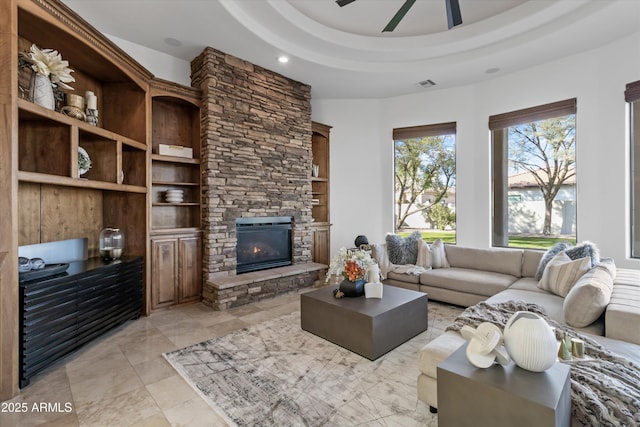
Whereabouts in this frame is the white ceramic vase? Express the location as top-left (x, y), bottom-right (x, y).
top-left (503, 311), bottom-right (557, 372)
top-left (365, 264), bottom-right (381, 283)
top-left (364, 282), bottom-right (383, 299)
top-left (29, 73), bottom-right (55, 110)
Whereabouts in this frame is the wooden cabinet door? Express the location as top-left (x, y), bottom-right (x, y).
top-left (178, 236), bottom-right (202, 303)
top-left (151, 238), bottom-right (178, 309)
top-left (312, 226), bottom-right (330, 265)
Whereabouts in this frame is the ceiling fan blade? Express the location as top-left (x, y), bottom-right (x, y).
top-left (446, 0), bottom-right (463, 29)
top-left (336, 0), bottom-right (356, 7)
top-left (383, 0), bottom-right (417, 32)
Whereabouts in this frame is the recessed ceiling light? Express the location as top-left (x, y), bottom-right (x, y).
top-left (418, 79), bottom-right (436, 88)
top-left (277, 55), bottom-right (289, 64)
top-left (164, 37), bottom-right (182, 47)
top-left (485, 67), bottom-right (500, 74)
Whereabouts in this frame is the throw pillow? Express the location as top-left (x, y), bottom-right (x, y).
top-left (416, 240), bottom-right (432, 269)
top-left (385, 232), bottom-right (422, 265)
top-left (563, 258), bottom-right (616, 328)
top-left (564, 240), bottom-right (600, 268)
top-left (370, 243), bottom-right (391, 280)
top-left (538, 252), bottom-right (591, 297)
top-left (535, 242), bottom-right (569, 280)
top-left (430, 238), bottom-right (450, 269)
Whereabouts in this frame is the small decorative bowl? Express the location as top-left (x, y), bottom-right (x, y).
top-left (29, 258), bottom-right (45, 270)
top-left (19, 257), bottom-right (31, 272)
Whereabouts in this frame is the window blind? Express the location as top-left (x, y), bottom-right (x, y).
top-left (488, 98), bottom-right (576, 130)
top-left (393, 122), bottom-right (456, 140)
top-left (625, 80), bottom-right (640, 103)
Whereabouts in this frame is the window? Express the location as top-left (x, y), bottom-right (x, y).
top-left (508, 193), bottom-right (523, 203)
top-left (490, 99), bottom-right (577, 249)
top-left (393, 122), bottom-right (456, 243)
top-left (627, 81), bottom-right (640, 257)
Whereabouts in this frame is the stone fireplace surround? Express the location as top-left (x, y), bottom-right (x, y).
top-left (191, 47), bottom-right (326, 310)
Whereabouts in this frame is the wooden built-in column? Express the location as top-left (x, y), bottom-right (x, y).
top-left (0, 0), bottom-right (19, 400)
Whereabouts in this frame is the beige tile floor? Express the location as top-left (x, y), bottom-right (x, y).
top-left (1, 290), bottom-right (304, 427)
top-left (1, 287), bottom-right (457, 427)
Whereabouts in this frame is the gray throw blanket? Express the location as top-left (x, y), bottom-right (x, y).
top-left (445, 301), bottom-right (640, 427)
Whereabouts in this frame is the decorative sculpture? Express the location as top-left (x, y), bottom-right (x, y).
top-left (364, 264), bottom-right (383, 298)
top-left (460, 322), bottom-right (510, 368)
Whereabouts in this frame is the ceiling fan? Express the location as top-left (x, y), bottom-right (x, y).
top-left (336, 0), bottom-right (463, 33)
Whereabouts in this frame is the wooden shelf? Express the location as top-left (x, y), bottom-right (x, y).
top-left (153, 202), bottom-right (200, 207)
top-left (18, 171), bottom-right (147, 193)
top-left (18, 99), bottom-right (146, 149)
top-left (151, 154), bottom-right (200, 164)
top-left (149, 79), bottom-right (202, 310)
top-left (311, 122), bottom-right (331, 265)
top-left (152, 181), bottom-right (200, 186)
top-left (3, 0), bottom-right (156, 398)
top-left (151, 227), bottom-right (201, 236)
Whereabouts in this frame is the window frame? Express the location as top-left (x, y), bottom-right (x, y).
top-left (626, 81), bottom-right (640, 258)
top-left (490, 98), bottom-right (577, 248)
top-left (392, 122), bottom-right (457, 240)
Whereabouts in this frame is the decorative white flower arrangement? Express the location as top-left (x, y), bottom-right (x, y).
top-left (325, 247), bottom-right (375, 283)
top-left (20, 44), bottom-right (75, 90)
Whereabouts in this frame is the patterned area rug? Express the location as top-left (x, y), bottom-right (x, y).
top-left (163, 301), bottom-right (462, 427)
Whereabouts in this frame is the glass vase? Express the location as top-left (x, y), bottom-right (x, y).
top-left (100, 228), bottom-right (124, 260)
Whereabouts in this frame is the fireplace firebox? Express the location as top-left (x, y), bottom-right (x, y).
top-left (236, 216), bottom-right (293, 274)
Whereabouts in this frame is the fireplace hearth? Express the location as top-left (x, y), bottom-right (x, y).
top-left (236, 217), bottom-right (293, 274)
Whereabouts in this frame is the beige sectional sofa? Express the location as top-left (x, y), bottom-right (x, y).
top-left (384, 245), bottom-right (544, 307)
top-left (376, 243), bottom-right (640, 411)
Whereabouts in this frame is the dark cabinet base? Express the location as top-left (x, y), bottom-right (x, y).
top-left (19, 257), bottom-right (143, 388)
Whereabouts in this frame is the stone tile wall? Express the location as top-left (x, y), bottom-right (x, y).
top-left (191, 47), bottom-right (317, 308)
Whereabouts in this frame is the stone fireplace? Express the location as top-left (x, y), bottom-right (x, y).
top-left (235, 216), bottom-right (292, 274)
top-left (191, 47), bottom-right (325, 309)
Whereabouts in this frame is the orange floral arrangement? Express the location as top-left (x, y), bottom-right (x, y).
top-left (343, 260), bottom-right (364, 281)
top-left (325, 247), bottom-right (374, 283)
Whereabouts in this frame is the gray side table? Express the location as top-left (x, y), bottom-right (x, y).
top-left (437, 342), bottom-right (571, 427)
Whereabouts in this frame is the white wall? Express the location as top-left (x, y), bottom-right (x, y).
top-left (106, 34), bottom-right (192, 86)
top-left (311, 99), bottom-right (385, 250)
top-left (312, 33), bottom-right (640, 268)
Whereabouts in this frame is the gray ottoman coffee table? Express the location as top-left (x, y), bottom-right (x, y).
top-left (300, 285), bottom-right (428, 360)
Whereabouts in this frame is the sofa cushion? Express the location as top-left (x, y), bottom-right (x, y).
top-left (385, 232), bottom-right (421, 265)
top-left (535, 242), bottom-right (569, 280)
top-left (419, 268), bottom-right (516, 297)
top-left (370, 242), bottom-right (392, 280)
top-left (444, 245), bottom-right (523, 277)
top-left (538, 252), bottom-right (591, 297)
top-left (535, 241), bottom-right (601, 280)
top-left (486, 286), bottom-right (605, 337)
top-left (416, 240), bottom-right (432, 269)
top-left (605, 268), bottom-right (640, 345)
top-left (418, 331), bottom-right (465, 378)
top-left (508, 277), bottom-right (549, 294)
top-left (430, 239), bottom-right (449, 268)
top-left (563, 259), bottom-right (615, 328)
top-left (386, 271), bottom-right (420, 284)
top-left (564, 240), bottom-right (600, 268)
top-left (522, 250), bottom-right (544, 278)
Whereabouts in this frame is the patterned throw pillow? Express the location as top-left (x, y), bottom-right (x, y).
top-left (535, 242), bottom-right (569, 280)
top-left (385, 232), bottom-right (422, 265)
top-left (430, 238), bottom-right (450, 269)
top-left (538, 252), bottom-right (591, 297)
